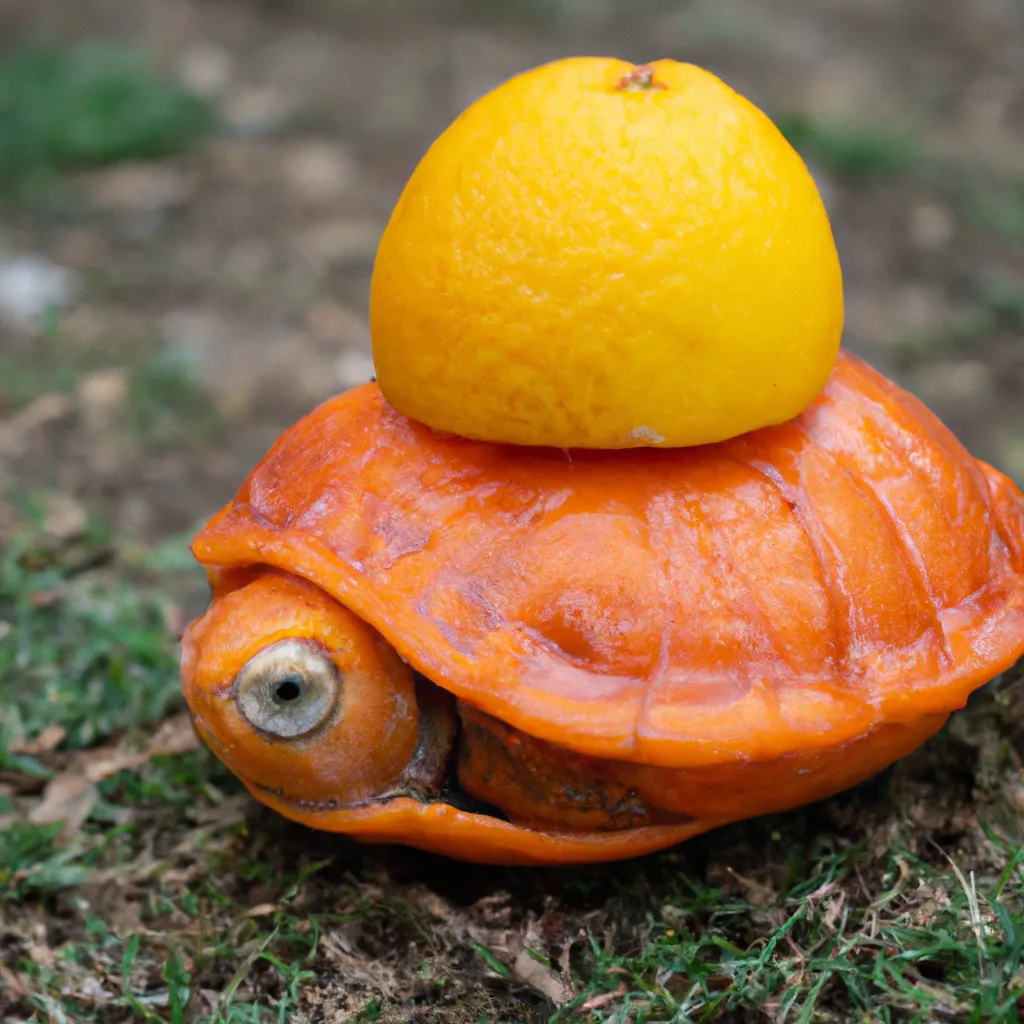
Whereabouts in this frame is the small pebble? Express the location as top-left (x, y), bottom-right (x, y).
top-left (280, 140), bottom-right (358, 204)
top-left (41, 492), bottom-right (88, 542)
top-left (78, 369), bottom-right (128, 411)
top-left (909, 203), bottom-right (954, 251)
top-left (78, 369), bottom-right (129, 432)
top-left (223, 86), bottom-right (292, 137)
top-left (295, 219), bottom-right (383, 268)
top-left (177, 41), bottom-right (234, 97)
top-left (84, 164), bottom-right (195, 213)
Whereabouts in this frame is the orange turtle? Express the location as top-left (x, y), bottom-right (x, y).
top-left (181, 352), bottom-right (1024, 864)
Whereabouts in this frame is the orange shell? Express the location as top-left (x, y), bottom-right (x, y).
top-left (192, 352), bottom-right (1024, 769)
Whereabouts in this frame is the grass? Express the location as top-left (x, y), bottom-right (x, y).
top-left (774, 114), bottom-right (922, 178)
top-left (560, 839), bottom-right (1024, 1021)
top-left (0, 511), bottom-right (310, 1022)
top-left (0, 311), bottom-right (220, 450)
top-left (965, 185), bottom-right (1024, 245)
top-left (1, 20), bottom-right (1022, 1022)
top-left (886, 273), bottom-right (1024, 374)
top-left (2, 503), bottom-right (1023, 1023)
top-left (0, 517), bottom-right (183, 750)
top-left (0, 41), bottom-right (213, 200)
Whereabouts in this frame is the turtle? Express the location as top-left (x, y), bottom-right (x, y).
top-left (181, 352), bottom-right (1024, 864)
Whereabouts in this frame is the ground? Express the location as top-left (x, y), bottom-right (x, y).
top-left (1, 0), bottom-right (1024, 1021)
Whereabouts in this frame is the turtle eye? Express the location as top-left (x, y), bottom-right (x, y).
top-left (234, 639), bottom-right (340, 739)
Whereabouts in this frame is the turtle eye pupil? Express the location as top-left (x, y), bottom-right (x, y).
top-left (273, 678), bottom-right (304, 703)
top-left (235, 639), bottom-right (340, 740)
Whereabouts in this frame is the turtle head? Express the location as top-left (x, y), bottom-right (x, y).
top-left (181, 570), bottom-right (448, 812)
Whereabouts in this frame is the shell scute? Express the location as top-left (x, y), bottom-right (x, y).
top-left (984, 462), bottom-right (1024, 573)
top-left (659, 470), bottom-right (838, 678)
top-left (802, 444), bottom-right (945, 654)
top-left (191, 352), bottom-right (1024, 767)
top-left (804, 366), bottom-right (994, 609)
top-left (508, 513), bottom-right (665, 676)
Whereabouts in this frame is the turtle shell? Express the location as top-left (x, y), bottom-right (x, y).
top-left (192, 352), bottom-right (1024, 768)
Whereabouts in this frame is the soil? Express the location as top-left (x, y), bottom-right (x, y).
top-left (3, 0), bottom-right (1024, 539)
top-left (2, 1), bottom-right (1023, 1021)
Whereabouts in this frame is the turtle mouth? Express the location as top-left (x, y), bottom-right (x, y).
top-left (190, 675), bottom-right (510, 822)
top-left (190, 679), bottom-right (713, 864)
top-left (247, 776), bottom-right (509, 820)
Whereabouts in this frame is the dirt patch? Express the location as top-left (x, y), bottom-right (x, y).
top-left (2, 0), bottom-right (1024, 1020)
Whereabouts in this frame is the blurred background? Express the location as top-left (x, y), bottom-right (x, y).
top-left (1, 0), bottom-right (1023, 551)
top-left (2, 2), bottom-right (1024, 1020)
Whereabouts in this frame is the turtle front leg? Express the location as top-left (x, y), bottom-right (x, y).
top-left (455, 703), bottom-right (693, 831)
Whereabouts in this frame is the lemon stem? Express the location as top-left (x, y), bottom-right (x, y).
top-left (616, 65), bottom-right (666, 92)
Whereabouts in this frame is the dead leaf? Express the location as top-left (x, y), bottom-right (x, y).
top-left (25, 942), bottom-right (58, 969)
top-left (77, 879), bottom-right (144, 932)
top-left (505, 918), bottom-right (575, 1006)
top-left (9, 724), bottom-right (67, 755)
top-left (0, 769), bottom-right (48, 794)
top-left (245, 903), bottom-right (278, 918)
top-left (822, 891), bottom-right (847, 933)
top-left (583, 983), bottom-right (628, 1011)
top-left (473, 891), bottom-right (513, 925)
top-left (41, 492), bottom-right (88, 542)
top-left (23, 714), bottom-right (202, 840)
top-left (0, 963), bottom-right (29, 999)
top-left (0, 393), bottom-right (75, 456)
top-left (71, 974), bottom-right (117, 1002)
top-left (29, 772), bottom-right (96, 838)
top-left (85, 712), bottom-right (201, 781)
top-left (512, 948), bottom-right (574, 1005)
top-left (726, 866), bottom-right (777, 907)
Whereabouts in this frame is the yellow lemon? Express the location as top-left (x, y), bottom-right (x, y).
top-left (370, 57), bottom-right (843, 448)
